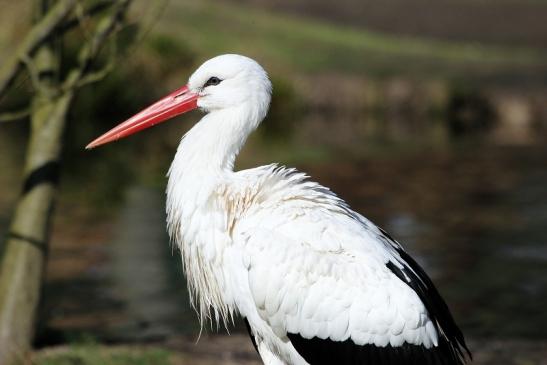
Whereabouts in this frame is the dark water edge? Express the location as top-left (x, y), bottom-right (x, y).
top-left (305, 144), bottom-right (547, 340)
top-left (26, 143), bottom-right (547, 349)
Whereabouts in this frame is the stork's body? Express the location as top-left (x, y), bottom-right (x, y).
top-left (88, 55), bottom-right (470, 364)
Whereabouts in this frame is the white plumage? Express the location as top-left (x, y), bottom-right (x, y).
top-left (90, 54), bottom-right (470, 365)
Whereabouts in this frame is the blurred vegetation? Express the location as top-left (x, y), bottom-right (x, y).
top-left (259, 77), bottom-right (303, 142)
top-left (446, 85), bottom-right (496, 137)
top-left (0, 0), bottom-right (544, 199)
top-left (153, 0), bottom-right (547, 81)
top-left (230, 0), bottom-right (547, 49)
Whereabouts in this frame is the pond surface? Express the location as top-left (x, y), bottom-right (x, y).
top-left (1, 141), bottom-right (547, 346)
top-left (305, 145), bottom-right (547, 339)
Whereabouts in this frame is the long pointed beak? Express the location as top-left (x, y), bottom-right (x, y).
top-left (86, 85), bottom-right (198, 149)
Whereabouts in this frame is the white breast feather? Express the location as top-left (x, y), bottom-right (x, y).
top-left (230, 165), bottom-right (439, 351)
top-left (168, 163), bottom-right (438, 362)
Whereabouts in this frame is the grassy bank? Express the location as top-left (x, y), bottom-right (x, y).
top-left (150, 0), bottom-right (547, 81)
top-left (32, 345), bottom-right (173, 365)
top-left (30, 337), bottom-right (547, 365)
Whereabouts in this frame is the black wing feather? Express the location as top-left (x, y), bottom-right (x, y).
top-left (380, 227), bottom-right (471, 363)
top-left (287, 334), bottom-right (466, 365)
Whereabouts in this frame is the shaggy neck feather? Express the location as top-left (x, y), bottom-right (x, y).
top-left (165, 103), bottom-right (262, 326)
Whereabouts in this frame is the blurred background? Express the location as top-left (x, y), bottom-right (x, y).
top-left (0, 0), bottom-right (546, 364)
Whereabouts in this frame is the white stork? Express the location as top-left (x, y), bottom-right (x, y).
top-left (87, 54), bottom-right (471, 365)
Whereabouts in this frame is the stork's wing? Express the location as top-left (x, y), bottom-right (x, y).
top-left (233, 166), bottom-right (470, 364)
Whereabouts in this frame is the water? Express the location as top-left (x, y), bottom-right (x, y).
top-left (106, 187), bottom-right (199, 340)
top-left (304, 145), bottom-right (547, 339)
top-left (1, 140), bottom-right (546, 345)
top-left (34, 147), bottom-right (547, 340)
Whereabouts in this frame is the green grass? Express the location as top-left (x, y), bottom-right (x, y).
top-left (33, 344), bottom-right (175, 365)
top-left (153, 0), bottom-right (546, 79)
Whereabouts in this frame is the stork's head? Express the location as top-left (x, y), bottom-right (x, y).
top-left (190, 54), bottom-right (271, 113)
top-left (86, 54), bottom-right (272, 149)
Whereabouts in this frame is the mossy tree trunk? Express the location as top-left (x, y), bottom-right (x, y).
top-left (0, 2), bottom-right (70, 362)
top-left (0, 0), bottom-right (132, 362)
top-left (0, 86), bottom-right (73, 365)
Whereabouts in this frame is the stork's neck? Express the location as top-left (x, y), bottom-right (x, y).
top-left (165, 102), bottom-right (263, 241)
top-left (165, 103), bottom-right (262, 325)
top-left (169, 103), bottom-right (260, 181)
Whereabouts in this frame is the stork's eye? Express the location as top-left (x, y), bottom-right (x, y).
top-left (204, 76), bottom-right (222, 87)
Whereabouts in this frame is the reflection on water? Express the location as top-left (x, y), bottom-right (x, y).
top-left (107, 187), bottom-right (199, 340)
top-left (35, 187), bottom-right (199, 345)
top-left (305, 145), bottom-right (547, 339)
top-left (1, 139), bottom-right (546, 344)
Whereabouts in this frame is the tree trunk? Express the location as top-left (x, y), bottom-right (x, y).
top-left (0, 0), bottom-right (132, 361)
top-left (0, 1), bottom-right (70, 362)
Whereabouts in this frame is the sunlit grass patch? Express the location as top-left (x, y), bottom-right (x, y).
top-left (155, 0), bottom-right (547, 78)
top-left (33, 344), bottom-right (174, 365)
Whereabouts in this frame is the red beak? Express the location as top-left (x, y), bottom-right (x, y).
top-left (86, 85), bottom-right (198, 149)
